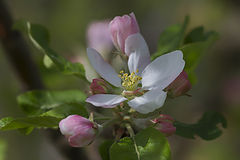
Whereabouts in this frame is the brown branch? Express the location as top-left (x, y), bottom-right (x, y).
top-left (0, 0), bottom-right (44, 90)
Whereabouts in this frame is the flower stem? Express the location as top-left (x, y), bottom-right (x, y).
top-left (125, 123), bottom-right (140, 160)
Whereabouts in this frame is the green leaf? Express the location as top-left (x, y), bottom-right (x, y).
top-left (110, 127), bottom-right (171, 160)
top-left (174, 111), bottom-right (227, 140)
top-left (185, 26), bottom-right (204, 43)
top-left (41, 103), bottom-right (88, 118)
top-left (110, 137), bottom-right (138, 160)
top-left (99, 140), bottom-right (114, 160)
top-left (0, 116), bottom-right (61, 131)
top-left (184, 26), bottom-right (217, 44)
top-left (180, 31), bottom-right (218, 84)
top-left (135, 127), bottom-right (171, 160)
top-left (14, 20), bottom-right (86, 80)
top-left (17, 90), bottom-right (88, 118)
top-left (151, 16), bottom-right (189, 60)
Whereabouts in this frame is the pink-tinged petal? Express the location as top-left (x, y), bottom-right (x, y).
top-left (141, 50), bottom-right (185, 90)
top-left (125, 33), bottom-right (151, 74)
top-left (129, 13), bottom-right (139, 32)
top-left (128, 89), bottom-right (167, 114)
top-left (86, 94), bottom-right (127, 108)
top-left (87, 48), bottom-right (121, 87)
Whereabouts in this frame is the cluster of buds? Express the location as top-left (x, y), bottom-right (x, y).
top-left (59, 12), bottom-right (193, 147)
top-left (151, 114), bottom-right (176, 136)
top-left (59, 115), bottom-right (99, 147)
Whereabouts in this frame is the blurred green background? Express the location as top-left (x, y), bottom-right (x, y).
top-left (0, 0), bottom-right (240, 159)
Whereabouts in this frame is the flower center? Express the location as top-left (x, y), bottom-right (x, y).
top-left (118, 69), bottom-right (142, 91)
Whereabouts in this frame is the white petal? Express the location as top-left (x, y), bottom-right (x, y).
top-left (86, 94), bottom-right (127, 108)
top-left (128, 89), bottom-right (167, 114)
top-left (141, 50), bottom-right (185, 90)
top-left (87, 48), bottom-right (121, 87)
top-left (125, 33), bottom-right (150, 74)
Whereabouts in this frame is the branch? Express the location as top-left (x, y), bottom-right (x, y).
top-left (0, 0), bottom-right (44, 90)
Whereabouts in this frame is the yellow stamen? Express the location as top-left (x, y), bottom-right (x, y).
top-left (118, 70), bottom-right (142, 91)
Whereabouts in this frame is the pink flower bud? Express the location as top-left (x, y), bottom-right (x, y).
top-left (158, 121), bottom-right (176, 136)
top-left (109, 12), bottom-right (140, 54)
top-left (87, 20), bottom-right (113, 54)
top-left (152, 114), bottom-right (176, 136)
top-left (165, 71), bottom-right (192, 97)
top-left (59, 115), bottom-right (98, 147)
top-left (90, 78), bottom-right (110, 94)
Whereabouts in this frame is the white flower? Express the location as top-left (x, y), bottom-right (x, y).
top-left (86, 33), bottom-right (185, 114)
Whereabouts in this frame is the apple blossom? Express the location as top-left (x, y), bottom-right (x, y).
top-left (109, 13), bottom-right (140, 55)
top-left (59, 115), bottom-right (98, 147)
top-left (86, 32), bottom-right (185, 114)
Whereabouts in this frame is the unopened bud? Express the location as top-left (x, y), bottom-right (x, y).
top-left (109, 12), bottom-right (139, 54)
top-left (152, 114), bottom-right (176, 136)
top-left (90, 78), bottom-right (109, 94)
top-left (59, 115), bottom-right (98, 147)
top-left (165, 71), bottom-right (191, 97)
